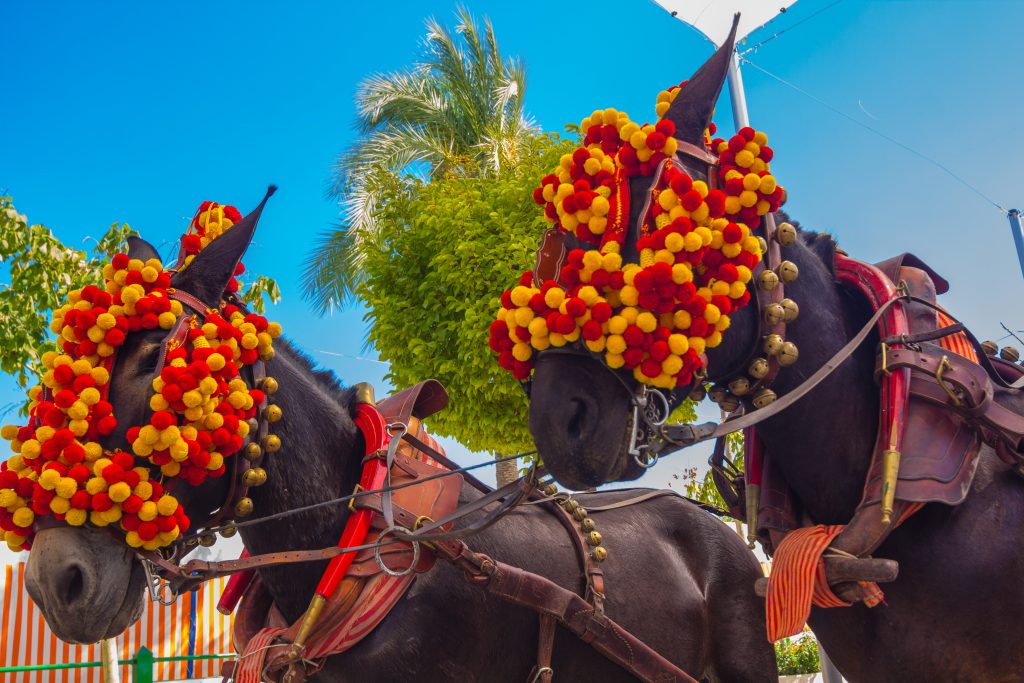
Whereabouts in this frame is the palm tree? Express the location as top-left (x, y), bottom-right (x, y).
top-left (303, 7), bottom-right (537, 314)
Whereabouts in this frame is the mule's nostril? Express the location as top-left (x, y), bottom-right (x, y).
top-left (62, 564), bottom-right (86, 605)
top-left (567, 399), bottom-right (586, 443)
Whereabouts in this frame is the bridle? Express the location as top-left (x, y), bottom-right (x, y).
top-left (527, 136), bottom-right (799, 469)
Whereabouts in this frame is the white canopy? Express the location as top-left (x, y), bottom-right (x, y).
top-left (652, 0), bottom-right (798, 46)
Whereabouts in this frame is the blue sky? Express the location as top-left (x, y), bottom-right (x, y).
top-left (3, 0), bottom-right (1024, 495)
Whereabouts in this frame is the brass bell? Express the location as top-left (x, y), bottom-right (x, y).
top-left (688, 383), bottom-right (707, 402)
top-left (244, 442), bottom-right (263, 461)
top-left (748, 358), bottom-right (769, 379)
top-left (185, 536), bottom-right (199, 547)
top-left (199, 534), bottom-right (216, 547)
top-left (777, 341), bottom-right (799, 366)
top-left (777, 261), bottom-right (799, 283)
top-left (265, 404), bottom-right (283, 423)
top-left (728, 377), bottom-right (751, 396)
top-left (764, 303), bottom-right (785, 325)
top-left (758, 270), bottom-right (779, 292)
top-left (981, 340), bottom-right (999, 357)
top-left (259, 349), bottom-right (276, 362)
top-left (247, 418), bottom-right (259, 433)
top-left (262, 434), bottom-right (282, 453)
top-left (353, 382), bottom-right (376, 405)
top-left (543, 483), bottom-right (559, 496)
top-left (220, 527), bottom-right (237, 538)
top-left (752, 387), bottom-right (777, 409)
top-left (708, 385), bottom-right (730, 404)
top-left (260, 377), bottom-right (279, 395)
top-left (586, 530), bottom-right (603, 546)
top-left (242, 467), bottom-right (268, 487)
top-left (563, 498), bottom-right (579, 512)
top-left (763, 334), bottom-right (784, 356)
top-left (719, 395), bottom-right (740, 413)
top-left (1000, 346), bottom-right (1020, 363)
top-left (591, 546), bottom-right (608, 562)
top-left (581, 518), bottom-right (596, 532)
top-left (573, 507), bottom-right (587, 522)
top-left (780, 298), bottom-right (799, 322)
top-left (757, 236), bottom-right (769, 255)
top-left (776, 222), bottom-right (797, 246)
top-left (234, 497), bottom-right (254, 518)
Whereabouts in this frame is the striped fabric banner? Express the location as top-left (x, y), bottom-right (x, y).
top-left (936, 310), bottom-right (978, 362)
top-left (1, 563), bottom-right (233, 682)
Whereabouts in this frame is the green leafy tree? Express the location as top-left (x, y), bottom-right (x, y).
top-left (775, 634), bottom-right (822, 675)
top-left (356, 134), bottom-right (575, 470)
top-left (305, 6), bottom-right (536, 310)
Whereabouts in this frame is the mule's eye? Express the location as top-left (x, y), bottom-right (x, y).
top-left (137, 344), bottom-right (163, 376)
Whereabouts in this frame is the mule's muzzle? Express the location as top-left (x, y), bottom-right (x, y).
top-left (25, 526), bottom-right (147, 644)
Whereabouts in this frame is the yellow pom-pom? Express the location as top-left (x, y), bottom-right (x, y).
top-left (156, 495), bottom-right (178, 517)
top-left (636, 312), bottom-right (658, 333)
top-left (602, 252), bottom-right (622, 271)
top-left (90, 367), bottom-right (110, 385)
top-left (12, 508), bottom-right (34, 528)
top-left (605, 353), bottom-right (625, 369)
top-left (607, 316), bottom-right (628, 335)
top-left (108, 481), bottom-right (132, 503)
top-left (56, 477), bottom-right (77, 499)
top-left (689, 337), bottom-right (706, 356)
top-left (683, 232), bottom-right (703, 252)
top-left (0, 425), bottom-right (18, 441)
top-left (544, 288), bottom-right (565, 309)
top-left (85, 477), bottom-right (107, 495)
top-left (512, 343), bottom-right (533, 362)
top-left (673, 310), bottom-right (692, 330)
top-left (510, 286), bottom-right (532, 308)
top-left (606, 334), bottom-right (627, 354)
top-left (39, 469), bottom-right (61, 491)
top-left (158, 312), bottom-right (177, 329)
top-left (49, 497), bottom-right (70, 514)
top-left (125, 531), bottom-right (143, 548)
top-left (0, 490), bottom-right (16, 508)
top-left (65, 509), bottom-right (87, 526)
top-left (662, 355), bottom-right (683, 376)
top-left (668, 334), bottom-right (689, 355)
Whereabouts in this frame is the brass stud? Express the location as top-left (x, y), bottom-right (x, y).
top-left (776, 222), bottom-right (797, 246)
top-left (353, 382), bottom-right (376, 405)
top-left (220, 527), bottom-right (237, 538)
top-left (688, 383), bottom-right (707, 402)
top-left (260, 377), bottom-right (279, 395)
top-left (244, 442), bottom-right (263, 461)
top-left (185, 536), bottom-right (199, 547)
top-left (758, 270), bottom-right (779, 292)
top-left (262, 434), bottom-right (282, 454)
top-left (564, 498), bottom-right (579, 512)
top-left (708, 384), bottom-right (731, 404)
top-left (981, 340), bottom-right (999, 357)
top-left (719, 395), bottom-right (740, 413)
top-left (581, 518), bottom-right (596, 532)
top-left (591, 546), bottom-right (608, 562)
top-left (242, 467), bottom-right (268, 487)
top-left (586, 531), bottom-right (602, 546)
top-left (1000, 346), bottom-right (1020, 363)
top-left (752, 387), bottom-right (777, 409)
top-left (777, 261), bottom-right (799, 283)
top-left (259, 349), bottom-right (276, 362)
top-left (247, 418), bottom-right (259, 433)
top-left (748, 358), bottom-right (769, 379)
top-left (234, 497), bottom-right (254, 518)
top-left (757, 236), bottom-right (769, 255)
top-left (763, 334), bottom-right (784, 356)
top-left (573, 507), bottom-right (587, 522)
top-left (543, 483), bottom-right (559, 496)
top-left (780, 298), bottom-right (800, 322)
top-left (764, 303), bottom-right (785, 326)
top-left (728, 377), bottom-right (750, 396)
top-left (777, 341), bottom-right (799, 367)
top-left (199, 534), bottom-right (216, 547)
top-left (265, 405), bottom-right (283, 423)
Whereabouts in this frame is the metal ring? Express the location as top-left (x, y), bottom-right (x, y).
top-left (646, 389), bottom-right (671, 427)
top-left (373, 525), bottom-right (421, 577)
top-left (633, 449), bottom-right (659, 469)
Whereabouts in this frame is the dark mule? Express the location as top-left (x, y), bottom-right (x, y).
top-left (22, 204), bottom-right (775, 681)
top-left (527, 29), bottom-right (1024, 683)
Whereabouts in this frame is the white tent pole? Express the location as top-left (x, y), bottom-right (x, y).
top-left (727, 48), bottom-right (750, 129)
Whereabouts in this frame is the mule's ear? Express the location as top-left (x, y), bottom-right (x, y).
top-left (171, 186), bottom-right (276, 306)
top-left (664, 13), bottom-right (740, 146)
top-left (127, 236), bottom-right (161, 263)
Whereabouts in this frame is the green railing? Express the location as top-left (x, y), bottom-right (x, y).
top-left (0, 647), bottom-right (234, 682)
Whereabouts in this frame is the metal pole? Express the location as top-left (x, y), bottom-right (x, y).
top-left (727, 49), bottom-right (750, 130)
top-left (1008, 209), bottom-right (1024, 281)
top-left (100, 638), bottom-right (120, 683)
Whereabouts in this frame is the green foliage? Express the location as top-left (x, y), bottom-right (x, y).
top-left (357, 134), bottom-right (576, 453)
top-left (775, 635), bottom-right (822, 675)
top-left (681, 407), bottom-right (744, 515)
top-left (239, 274), bottom-right (281, 315)
top-left (308, 6), bottom-right (537, 310)
top-left (0, 197), bottom-right (136, 387)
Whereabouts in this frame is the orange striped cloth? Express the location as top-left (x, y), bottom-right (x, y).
top-left (937, 310), bottom-right (978, 362)
top-left (1, 563), bottom-right (232, 682)
top-left (765, 525), bottom-right (883, 642)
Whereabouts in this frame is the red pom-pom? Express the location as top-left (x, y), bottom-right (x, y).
top-left (111, 254), bottom-right (130, 269)
top-left (738, 127), bottom-right (755, 141)
top-left (555, 314), bottom-right (576, 335)
top-left (623, 325), bottom-right (644, 348)
top-left (582, 320), bottom-right (603, 341)
top-left (681, 190), bottom-right (703, 212)
top-left (590, 301), bottom-right (612, 323)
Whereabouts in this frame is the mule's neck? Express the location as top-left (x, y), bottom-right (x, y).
top-left (237, 343), bottom-right (362, 621)
top-left (716, 236), bottom-right (880, 524)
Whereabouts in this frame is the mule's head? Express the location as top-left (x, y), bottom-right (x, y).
top-left (527, 22), bottom-right (760, 489)
top-left (25, 195), bottom-right (268, 643)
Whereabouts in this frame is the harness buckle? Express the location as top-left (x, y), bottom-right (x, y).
top-left (142, 558), bottom-right (178, 606)
top-left (348, 484), bottom-right (364, 513)
top-left (935, 355), bottom-right (962, 407)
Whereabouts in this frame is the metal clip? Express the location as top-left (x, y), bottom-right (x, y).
top-left (373, 525), bottom-right (420, 577)
top-left (935, 355), bottom-right (961, 406)
top-left (142, 559), bottom-right (178, 606)
top-left (880, 342), bottom-right (890, 376)
top-left (348, 483), bottom-right (364, 513)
